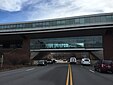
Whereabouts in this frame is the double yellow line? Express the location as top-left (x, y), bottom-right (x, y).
top-left (66, 64), bottom-right (73, 85)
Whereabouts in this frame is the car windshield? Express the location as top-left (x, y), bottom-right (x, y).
top-left (85, 59), bottom-right (89, 61)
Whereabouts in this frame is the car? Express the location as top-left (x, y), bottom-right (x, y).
top-left (69, 57), bottom-right (77, 64)
top-left (37, 60), bottom-right (47, 66)
top-left (46, 59), bottom-right (53, 64)
top-left (94, 60), bottom-right (113, 73)
top-left (81, 58), bottom-right (91, 65)
top-left (52, 59), bottom-right (56, 63)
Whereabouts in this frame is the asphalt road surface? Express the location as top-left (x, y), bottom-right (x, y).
top-left (0, 64), bottom-right (113, 85)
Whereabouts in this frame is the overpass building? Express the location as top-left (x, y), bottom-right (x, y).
top-left (0, 12), bottom-right (113, 63)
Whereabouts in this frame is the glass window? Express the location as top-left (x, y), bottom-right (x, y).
top-left (41, 22), bottom-right (46, 27)
top-left (49, 21), bottom-right (53, 26)
top-left (65, 19), bottom-right (71, 25)
top-left (2, 26), bottom-right (4, 29)
top-left (35, 22), bottom-right (40, 27)
top-left (1, 25), bottom-right (4, 29)
top-left (89, 16), bottom-right (101, 24)
top-left (61, 20), bottom-right (66, 25)
top-left (30, 36), bottom-right (102, 49)
top-left (0, 25), bottom-right (1, 28)
top-left (89, 17), bottom-right (95, 23)
top-left (38, 22), bottom-right (43, 27)
top-left (84, 17), bottom-right (90, 24)
top-left (79, 18), bottom-right (85, 24)
top-left (7, 25), bottom-right (10, 28)
top-left (100, 16), bottom-right (106, 22)
top-left (36, 22), bottom-right (39, 26)
top-left (75, 18), bottom-right (80, 24)
top-left (18, 24), bottom-right (23, 28)
top-left (0, 25), bottom-right (1, 29)
top-left (68, 19), bottom-right (75, 25)
top-left (16, 24), bottom-right (21, 28)
top-left (95, 16), bottom-right (101, 23)
top-left (57, 20), bottom-right (60, 25)
top-left (56, 20), bottom-right (66, 25)
top-left (106, 15), bottom-right (112, 22)
top-left (111, 15), bottom-right (113, 21)
top-left (13, 25), bottom-right (16, 28)
top-left (27, 23), bottom-right (32, 28)
top-left (52, 21), bottom-right (57, 26)
top-left (4, 25), bottom-right (7, 29)
top-left (45, 22), bottom-right (50, 26)
top-left (50, 21), bottom-right (53, 26)
top-left (21, 24), bottom-right (25, 28)
top-left (32, 23), bottom-right (36, 28)
top-left (10, 25), bottom-right (13, 28)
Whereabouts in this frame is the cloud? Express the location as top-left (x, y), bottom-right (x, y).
top-left (0, 0), bottom-right (113, 21)
top-left (0, 0), bottom-right (29, 12)
top-left (27, 0), bottom-right (113, 21)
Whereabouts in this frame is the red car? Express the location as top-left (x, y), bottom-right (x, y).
top-left (94, 60), bottom-right (113, 73)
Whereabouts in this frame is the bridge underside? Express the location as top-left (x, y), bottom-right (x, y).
top-left (0, 28), bottom-right (113, 65)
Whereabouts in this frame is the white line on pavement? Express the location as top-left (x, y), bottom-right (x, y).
top-left (26, 68), bottom-right (35, 71)
top-left (89, 69), bottom-right (95, 73)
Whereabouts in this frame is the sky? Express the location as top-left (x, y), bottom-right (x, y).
top-left (0, 0), bottom-right (113, 24)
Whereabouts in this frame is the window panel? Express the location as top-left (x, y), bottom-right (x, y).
top-left (45, 22), bottom-right (50, 26)
top-left (111, 15), bottom-right (113, 21)
top-left (79, 18), bottom-right (85, 24)
top-left (84, 17), bottom-right (90, 24)
top-left (0, 14), bottom-right (113, 30)
top-left (89, 17), bottom-right (95, 23)
top-left (68, 19), bottom-right (75, 25)
top-left (65, 19), bottom-right (71, 25)
top-left (75, 18), bottom-right (80, 24)
top-left (100, 16), bottom-right (106, 22)
top-left (94, 16), bottom-right (101, 23)
top-left (32, 23), bottom-right (36, 28)
top-left (106, 15), bottom-right (112, 22)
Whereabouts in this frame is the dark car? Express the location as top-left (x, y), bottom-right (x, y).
top-left (94, 60), bottom-right (113, 73)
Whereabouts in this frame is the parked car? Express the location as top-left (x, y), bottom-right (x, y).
top-left (69, 57), bottom-right (77, 64)
top-left (37, 60), bottom-right (47, 66)
top-left (94, 60), bottom-right (113, 73)
top-left (81, 58), bottom-right (91, 65)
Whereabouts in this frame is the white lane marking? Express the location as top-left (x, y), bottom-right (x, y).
top-left (26, 68), bottom-right (35, 71)
top-left (89, 69), bottom-right (95, 73)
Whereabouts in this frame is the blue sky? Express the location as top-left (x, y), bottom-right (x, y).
top-left (0, 0), bottom-right (113, 24)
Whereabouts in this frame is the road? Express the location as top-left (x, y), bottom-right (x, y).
top-left (0, 64), bottom-right (113, 85)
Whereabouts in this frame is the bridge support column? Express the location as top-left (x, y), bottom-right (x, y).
top-left (103, 30), bottom-right (113, 60)
top-left (3, 35), bottom-right (30, 65)
top-left (21, 35), bottom-right (30, 64)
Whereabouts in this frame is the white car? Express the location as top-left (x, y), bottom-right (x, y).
top-left (81, 58), bottom-right (91, 65)
top-left (37, 60), bottom-right (47, 66)
top-left (69, 57), bottom-right (77, 64)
